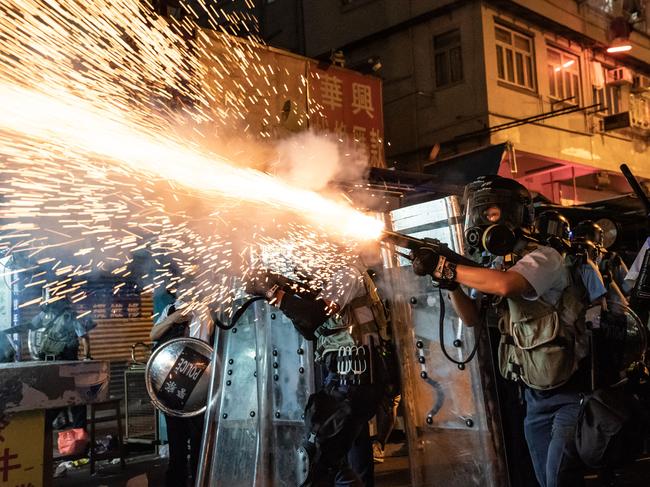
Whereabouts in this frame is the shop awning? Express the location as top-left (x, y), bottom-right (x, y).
top-left (366, 143), bottom-right (507, 205)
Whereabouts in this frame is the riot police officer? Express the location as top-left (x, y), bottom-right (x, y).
top-left (571, 220), bottom-right (628, 306)
top-left (534, 212), bottom-right (607, 306)
top-left (411, 175), bottom-right (588, 487)
top-left (150, 295), bottom-right (211, 487)
top-left (533, 210), bottom-right (571, 255)
top-left (247, 253), bottom-right (388, 487)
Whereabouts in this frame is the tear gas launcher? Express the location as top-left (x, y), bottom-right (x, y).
top-left (380, 230), bottom-right (482, 268)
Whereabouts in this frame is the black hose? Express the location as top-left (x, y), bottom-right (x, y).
top-left (437, 288), bottom-right (483, 366)
top-left (213, 296), bottom-right (266, 331)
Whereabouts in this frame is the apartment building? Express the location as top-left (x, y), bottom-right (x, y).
top-left (257, 0), bottom-right (650, 204)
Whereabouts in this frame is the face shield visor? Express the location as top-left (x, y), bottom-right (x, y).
top-left (543, 219), bottom-right (570, 240)
top-left (534, 212), bottom-right (571, 252)
top-left (463, 188), bottom-right (529, 256)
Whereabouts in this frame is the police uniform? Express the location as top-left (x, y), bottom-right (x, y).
top-left (32, 305), bottom-right (88, 361)
top-left (502, 246), bottom-right (589, 487)
top-left (153, 301), bottom-right (209, 487)
top-left (625, 237), bottom-right (650, 289)
top-left (248, 263), bottom-right (388, 487)
top-left (312, 265), bottom-right (388, 487)
top-left (413, 176), bottom-right (597, 487)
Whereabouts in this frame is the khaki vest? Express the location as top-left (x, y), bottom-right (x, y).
top-left (315, 268), bottom-right (388, 360)
top-left (498, 249), bottom-right (589, 390)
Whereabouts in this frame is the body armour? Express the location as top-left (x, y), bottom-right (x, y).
top-left (315, 268), bottom-right (389, 361)
top-left (498, 245), bottom-right (590, 390)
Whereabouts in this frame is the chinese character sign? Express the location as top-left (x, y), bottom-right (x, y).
top-left (308, 64), bottom-right (385, 168)
top-left (0, 411), bottom-right (44, 487)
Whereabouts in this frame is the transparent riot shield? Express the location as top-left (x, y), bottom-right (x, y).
top-left (197, 298), bottom-right (314, 486)
top-left (386, 196), bottom-right (507, 487)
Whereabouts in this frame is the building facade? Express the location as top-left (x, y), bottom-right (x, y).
top-left (257, 0), bottom-right (650, 204)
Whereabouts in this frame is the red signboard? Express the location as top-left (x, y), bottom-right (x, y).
top-left (308, 63), bottom-right (385, 168)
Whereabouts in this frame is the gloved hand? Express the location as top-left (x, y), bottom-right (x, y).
top-left (245, 270), bottom-right (283, 299)
top-left (411, 247), bottom-right (458, 290)
top-left (411, 248), bottom-right (440, 276)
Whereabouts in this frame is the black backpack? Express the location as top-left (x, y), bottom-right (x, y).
top-left (575, 384), bottom-right (648, 469)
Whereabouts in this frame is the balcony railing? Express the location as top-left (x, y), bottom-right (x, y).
top-left (584, 0), bottom-right (650, 36)
top-left (630, 92), bottom-right (650, 131)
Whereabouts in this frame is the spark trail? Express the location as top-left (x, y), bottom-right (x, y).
top-left (0, 0), bottom-right (383, 320)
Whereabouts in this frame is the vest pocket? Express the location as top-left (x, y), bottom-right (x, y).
top-left (511, 312), bottom-right (559, 350)
top-left (500, 312), bottom-right (576, 389)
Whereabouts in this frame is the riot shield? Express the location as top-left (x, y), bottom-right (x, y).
top-left (385, 196), bottom-right (506, 487)
top-left (145, 337), bottom-right (214, 417)
top-left (591, 300), bottom-right (648, 388)
top-left (197, 298), bottom-right (314, 486)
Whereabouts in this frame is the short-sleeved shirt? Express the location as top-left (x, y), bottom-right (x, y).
top-left (510, 248), bottom-right (607, 305)
top-left (506, 246), bottom-right (569, 306)
top-left (578, 259), bottom-right (607, 303)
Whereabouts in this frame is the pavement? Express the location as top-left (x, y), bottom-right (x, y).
top-left (52, 446), bottom-right (650, 487)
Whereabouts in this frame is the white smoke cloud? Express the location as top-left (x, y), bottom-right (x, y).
top-left (272, 131), bottom-right (369, 192)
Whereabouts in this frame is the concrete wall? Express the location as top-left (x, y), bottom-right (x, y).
top-left (300, 0), bottom-right (459, 57)
top-left (294, 1), bottom-right (489, 169)
top-left (258, 0), bottom-right (305, 53)
top-left (257, 0), bottom-right (650, 177)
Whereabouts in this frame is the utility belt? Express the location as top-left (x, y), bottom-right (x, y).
top-left (323, 345), bottom-right (374, 386)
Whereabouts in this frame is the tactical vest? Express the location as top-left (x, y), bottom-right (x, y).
top-left (498, 247), bottom-right (590, 390)
top-left (315, 268), bottom-right (388, 360)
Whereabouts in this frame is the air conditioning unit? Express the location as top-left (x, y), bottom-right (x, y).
top-left (603, 111), bottom-right (631, 131)
top-left (606, 67), bottom-right (634, 85)
top-left (633, 74), bottom-right (650, 92)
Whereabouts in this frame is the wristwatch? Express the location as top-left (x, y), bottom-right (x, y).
top-left (441, 262), bottom-right (457, 282)
top-left (434, 256), bottom-right (457, 282)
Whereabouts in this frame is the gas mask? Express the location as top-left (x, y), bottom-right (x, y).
top-left (463, 176), bottom-right (534, 257)
top-left (570, 221), bottom-right (605, 265)
top-left (572, 239), bottom-right (603, 265)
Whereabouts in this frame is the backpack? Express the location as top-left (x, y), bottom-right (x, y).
top-left (39, 309), bottom-right (79, 356)
top-left (575, 384), bottom-right (648, 468)
top-left (498, 248), bottom-right (589, 390)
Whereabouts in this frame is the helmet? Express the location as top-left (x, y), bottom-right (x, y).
top-left (570, 220), bottom-right (604, 263)
top-left (463, 175), bottom-right (534, 256)
top-left (534, 210), bottom-right (571, 252)
top-left (571, 220), bottom-right (604, 248)
top-left (534, 211), bottom-right (571, 241)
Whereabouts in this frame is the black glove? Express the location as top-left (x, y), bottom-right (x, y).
top-left (412, 248), bottom-right (440, 276)
top-left (411, 247), bottom-right (458, 290)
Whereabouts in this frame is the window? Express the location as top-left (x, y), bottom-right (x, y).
top-left (547, 47), bottom-right (581, 104)
top-left (434, 29), bottom-right (463, 88)
top-left (495, 24), bottom-right (535, 90)
top-left (593, 84), bottom-right (622, 115)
